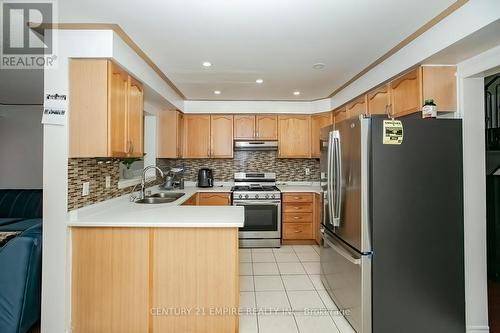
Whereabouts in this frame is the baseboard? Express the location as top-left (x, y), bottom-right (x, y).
top-left (467, 325), bottom-right (490, 333)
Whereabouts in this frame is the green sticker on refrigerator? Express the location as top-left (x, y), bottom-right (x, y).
top-left (383, 120), bottom-right (404, 145)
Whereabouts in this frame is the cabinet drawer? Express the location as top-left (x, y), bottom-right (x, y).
top-left (283, 202), bottom-right (313, 213)
top-left (283, 223), bottom-right (313, 240)
top-left (283, 212), bottom-right (313, 223)
top-left (198, 193), bottom-right (231, 206)
top-left (283, 193), bottom-right (313, 203)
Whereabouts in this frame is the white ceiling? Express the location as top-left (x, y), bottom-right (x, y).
top-left (58, 0), bottom-right (458, 101)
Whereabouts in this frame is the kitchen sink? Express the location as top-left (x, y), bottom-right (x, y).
top-left (134, 192), bottom-right (185, 204)
top-left (149, 192), bottom-right (185, 200)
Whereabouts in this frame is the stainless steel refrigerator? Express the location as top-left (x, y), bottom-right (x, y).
top-left (320, 115), bottom-right (465, 333)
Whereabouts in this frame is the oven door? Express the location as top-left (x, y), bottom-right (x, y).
top-left (233, 200), bottom-right (281, 239)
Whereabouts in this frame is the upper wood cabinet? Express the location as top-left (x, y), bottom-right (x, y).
top-left (420, 66), bottom-right (457, 112)
top-left (157, 110), bottom-right (183, 158)
top-left (210, 115), bottom-right (234, 158)
top-left (333, 106), bottom-right (348, 125)
top-left (234, 115), bottom-right (255, 140)
top-left (278, 115), bottom-right (311, 158)
top-left (389, 68), bottom-right (421, 117)
top-left (256, 115), bottom-right (278, 140)
top-left (234, 114), bottom-right (277, 140)
top-left (69, 59), bottom-right (144, 158)
top-left (389, 66), bottom-right (457, 118)
top-left (311, 112), bottom-right (332, 158)
top-left (346, 96), bottom-right (368, 119)
top-left (367, 84), bottom-right (391, 115)
top-left (183, 114), bottom-right (233, 158)
top-left (183, 114), bottom-right (211, 158)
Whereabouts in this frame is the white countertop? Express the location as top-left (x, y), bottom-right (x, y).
top-left (68, 185), bottom-right (243, 228)
top-left (277, 182), bottom-right (321, 193)
top-left (67, 182), bottom-right (321, 228)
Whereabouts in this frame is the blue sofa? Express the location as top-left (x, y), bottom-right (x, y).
top-left (0, 190), bottom-right (42, 333)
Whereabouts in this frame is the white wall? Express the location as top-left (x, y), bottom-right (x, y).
top-left (183, 98), bottom-right (332, 114)
top-left (0, 105), bottom-right (43, 189)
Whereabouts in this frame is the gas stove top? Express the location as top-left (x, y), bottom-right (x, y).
top-left (231, 185), bottom-right (280, 192)
top-left (231, 172), bottom-right (281, 200)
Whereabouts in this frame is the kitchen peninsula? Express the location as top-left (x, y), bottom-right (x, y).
top-left (68, 187), bottom-right (243, 333)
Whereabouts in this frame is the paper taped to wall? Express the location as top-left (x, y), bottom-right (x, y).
top-left (42, 93), bottom-right (67, 125)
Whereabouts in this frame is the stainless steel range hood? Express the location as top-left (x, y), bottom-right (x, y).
top-left (234, 141), bottom-right (278, 151)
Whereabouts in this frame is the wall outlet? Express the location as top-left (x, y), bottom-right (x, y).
top-left (105, 176), bottom-right (111, 188)
top-left (82, 182), bottom-right (90, 196)
top-left (305, 168), bottom-right (311, 176)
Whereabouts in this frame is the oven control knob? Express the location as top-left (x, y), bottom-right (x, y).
top-left (255, 194), bottom-right (259, 199)
top-left (244, 194), bottom-right (249, 199)
top-left (265, 194), bottom-right (269, 199)
top-left (238, 194), bottom-right (243, 199)
top-left (271, 194), bottom-right (275, 199)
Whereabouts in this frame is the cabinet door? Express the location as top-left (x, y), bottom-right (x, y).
top-left (421, 66), bottom-right (457, 112)
top-left (311, 112), bottom-right (332, 158)
top-left (177, 112), bottom-right (184, 158)
top-left (157, 110), bottom-right (181, 158)
top-left (333, 106), bottom-right (348, 126)
top-left (183, 114), bottom-right (211, 158)
top-left (69, 59), bottom-right (108, 157)
top-left (198, 193), bottom-right (231, 206)
top-left (72, 228), bottom-right (150, 333)
top-left (210, 114), bottom-right (234, 158)
top-left (346, 96), bottom-right (367, 119)
top-left (108, 62), bottom-right (129, 157)
top-left (367, 85), bottom-right (390, 115)
top-left (390, 68), bottom-right (421, 117)
top-left (256, 115), bottom-right (278, 140)
top-left (234, 115), bottom-right (256, 139)
top-left (127, 77), bottom-right (144, 157)
top-left (278, 115), bottom-right (311, 158)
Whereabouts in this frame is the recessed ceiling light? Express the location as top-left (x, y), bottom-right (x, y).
top-left (312, 62), bottom-right (326, 70)
top-left (202, 61), bottom-right (212, 67)
top-left (214, 90), bottom-right (221, 95)
top-left (293, 91), bottom-right (301, 96)
top-left (256, 79), bottom-right (264, 84)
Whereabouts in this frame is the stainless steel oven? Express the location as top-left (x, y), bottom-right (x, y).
top-left (231, 172), bottom-right (282, 248)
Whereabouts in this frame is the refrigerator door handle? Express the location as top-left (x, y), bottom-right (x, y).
top-left (326, 131), bottom-right (334, 227)
top-left (323, 234), bottom-right (361, 265)
top-left (332, 131), bottom-right (341, 227)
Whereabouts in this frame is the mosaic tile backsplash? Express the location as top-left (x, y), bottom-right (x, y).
top-left (157, 151), bottom-right (320, 182)
top-left (68, 152), bottom-right (319, 210)
top-left (67, 158), bottom-right (161, 211)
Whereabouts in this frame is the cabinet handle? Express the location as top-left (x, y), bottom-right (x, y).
top-left (256, 131), bottom-right (259, 138)
top-left (294, 230), bottom-right (302, 233)
top-left (293, 216), bottom-right (300, 219)
top-left (294, 196), bottom-right (301, 200)
top-left (294, 207), bottom-right (300, 210)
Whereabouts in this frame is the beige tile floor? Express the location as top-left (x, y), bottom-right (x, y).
top-left (239, 245), bottom-right (356, 333)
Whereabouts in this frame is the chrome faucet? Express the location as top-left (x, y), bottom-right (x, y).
top-left (140, 165), bottom-right (165, 200)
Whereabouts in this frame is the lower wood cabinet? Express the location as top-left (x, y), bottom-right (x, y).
top-left (71, 227), bottom-right (239, 333)
top-left (181, 193), bottom-right (198, 206)
top-left (282, 192), bottom-right (322, 244)
top-left (198, 192), bottom-right (231, 206)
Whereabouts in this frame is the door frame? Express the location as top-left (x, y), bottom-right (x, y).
top-left (458, 43), bottom-right (500, 333)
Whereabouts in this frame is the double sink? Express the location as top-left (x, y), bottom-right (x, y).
top-left (134, 192), bottom-right (185, 204)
